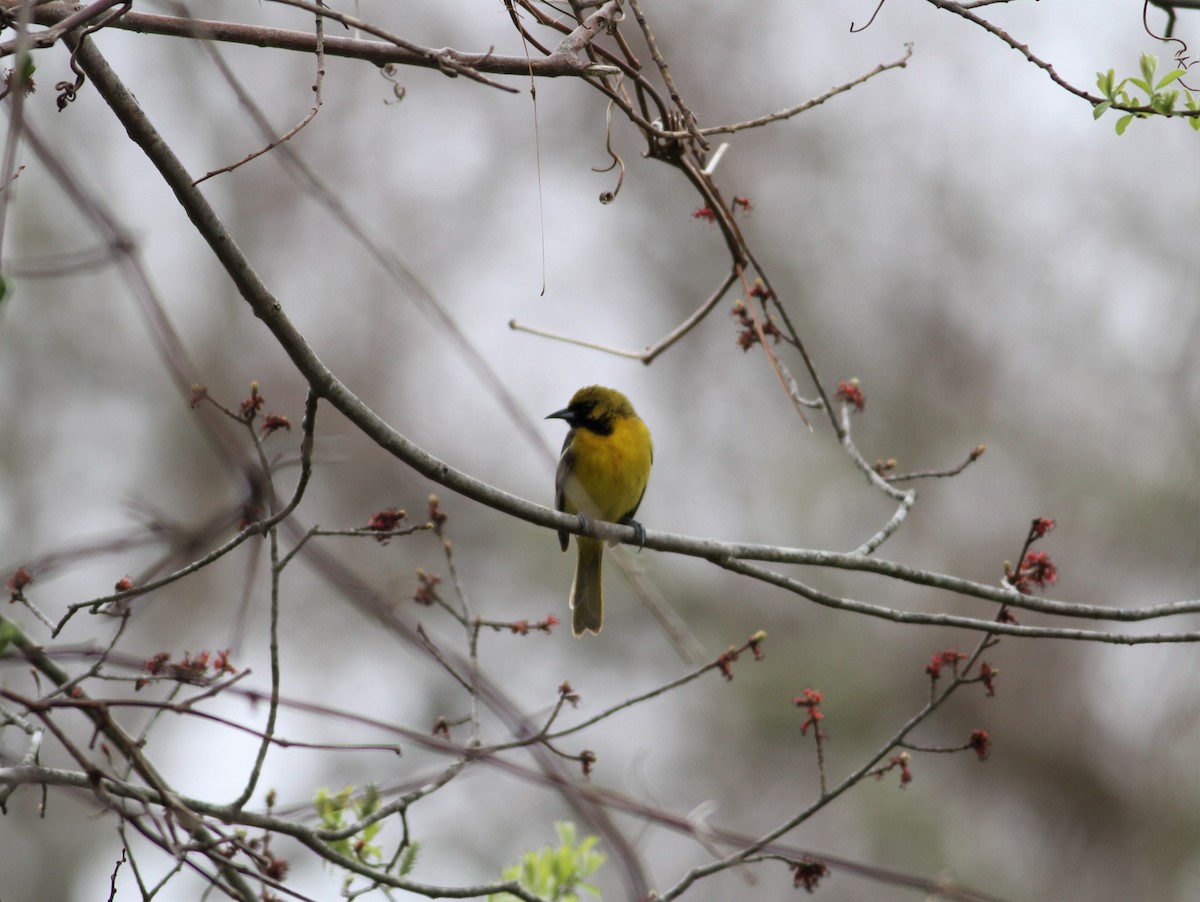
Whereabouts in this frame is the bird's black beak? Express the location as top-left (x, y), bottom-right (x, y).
top-left (546, 406), bottom-right (574, 423)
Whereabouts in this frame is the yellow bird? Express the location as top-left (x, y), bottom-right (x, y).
top-left (547, 386), bottom-right (653, 636)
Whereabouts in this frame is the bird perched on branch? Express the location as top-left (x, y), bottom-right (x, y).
top-left (547, 386), bottom-right (653, 636)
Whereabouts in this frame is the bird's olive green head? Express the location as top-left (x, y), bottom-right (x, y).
top-left (546, 385), bottom-right (637, 436)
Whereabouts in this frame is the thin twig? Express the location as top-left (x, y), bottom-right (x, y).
top-left (191, 2), bottom-right (326, 185)
top-left (691, 45), bottom-right (913, 137)
top-left (885, 444), bottom-right (987, 483)
top-left (837, 404), bottom-right (916, 555)
top-left (658, 617), bottom-right (1005, 900)
top-left (737, 264), bottom-right (813, 431)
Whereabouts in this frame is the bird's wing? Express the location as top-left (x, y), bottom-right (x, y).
top-left (554, 431), bottom-right (575, 551)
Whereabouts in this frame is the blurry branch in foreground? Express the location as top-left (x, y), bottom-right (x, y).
top-left (1, 388), bottom-right (1003, 900)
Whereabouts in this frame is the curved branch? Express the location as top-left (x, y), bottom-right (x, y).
top-left (509, 267), bottom-right (739, 363)
top-left (714, 557), bottom-right (1199, 644)
top-left (64, 34), bottom-right (1198, 645)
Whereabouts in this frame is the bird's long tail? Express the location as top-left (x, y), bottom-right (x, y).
top-left (571, 537), bottom-right (604, 636)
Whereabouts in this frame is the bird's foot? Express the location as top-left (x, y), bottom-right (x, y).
top-left (628, 518), bottom-right (646, 551)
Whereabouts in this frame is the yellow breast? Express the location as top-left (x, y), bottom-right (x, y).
top-left (563, 415), bottom-right (653, 522)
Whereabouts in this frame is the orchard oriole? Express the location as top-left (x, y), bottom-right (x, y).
top-left (548, 386), bottom-right (653, 636)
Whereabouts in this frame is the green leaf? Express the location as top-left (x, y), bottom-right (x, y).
top-left (314, 786), bottom-right (353, 828)
top-left (1139, 53), bottom-right (1157, 85)
top-left (1096, 68), bottom-right (1115, 97)
top-left (1115, 113), bottom-right (1134, 135)
top-left (1151, 91), bottom-right (1177, 115)
top-left (1156, 69), bottom-right (1185, 91)
top-left (489, 822), bottom-right (606, 902)
top-left (1092, 100), bottom-right (1112, 120)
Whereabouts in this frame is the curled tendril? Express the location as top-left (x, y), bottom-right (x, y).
top-left (592, 90), bottom-right (625, 204)
top-left (55, 78), bottom-right (81, 111)
top-left (1144, 0), bottom-right (1198, 91)
top-left (380, 63), bottom-right (406, 104)
top-left (54, 1), bottom-right (132, 111)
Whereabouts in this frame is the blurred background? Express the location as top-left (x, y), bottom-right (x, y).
top-left (0, 0), bottom-right (1197, 899)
